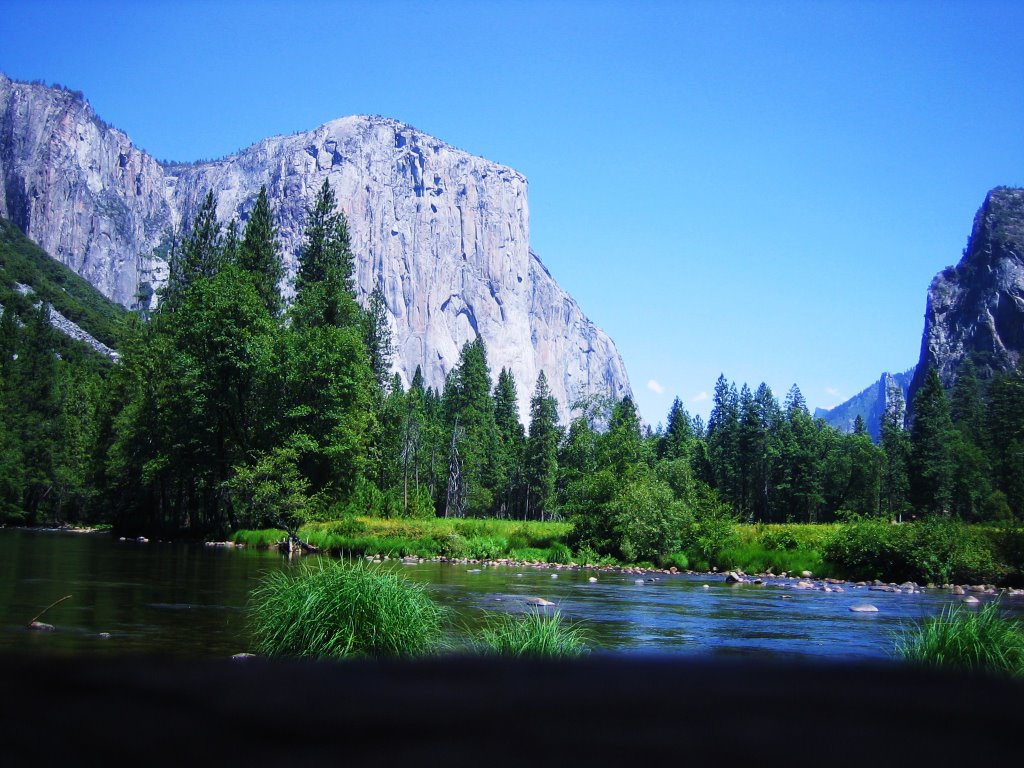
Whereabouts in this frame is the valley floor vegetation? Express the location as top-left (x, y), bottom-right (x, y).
top-left (3, 182), bottom-right (1024, 587)
top-left (248, 558), bottom-right (588, 659)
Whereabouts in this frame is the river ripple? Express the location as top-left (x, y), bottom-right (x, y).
top-left (1, 528), bottom-right (1020, 659)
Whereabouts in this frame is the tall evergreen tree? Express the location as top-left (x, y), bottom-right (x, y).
top-left (524, 371), bottom-right (559, 520)
top-left (292, 179), bottom-right (359, 329)
top-left (492, 368), bottom-right (525, 517)
top-left (444, 338), bottom-right (499, 514)
top-left (238, 186), bottom-right (284, 316)
top-left (363, 285), bottom-right (393, 389)
top-left (163, 191), bottom-right (223, 310)
top-left (707, 374), bottom-right (740, 509)
top-left (659, 397), bottom-right (693, 461)
top-left (909, 367), bottom-right (955, 515)
top-left (880, 377), bottom-right (911, 521)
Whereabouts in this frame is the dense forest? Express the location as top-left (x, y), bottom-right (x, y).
top-left (2, 183), bottom-right (1023, 564)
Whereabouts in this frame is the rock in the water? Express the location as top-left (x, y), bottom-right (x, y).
top-left (0, 74), bottom-right (632, 419)
top-left (849, 604), bottom-right (879, 613)
top-left (232, 653), bottom-right (256, 660)
top-left (724, 571), bottom-right (743, 584)
top-left (963, 596), bottom-right (981, 604)
top-left (525, 597), bottom-right (555, 606)
top-left (28, 621), bottom-right (54, 632)
top-left (952, 585), bottom-right (966, 595)
top-left (587, 577), bottom-right (598, 583)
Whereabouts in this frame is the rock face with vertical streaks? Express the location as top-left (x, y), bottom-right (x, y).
top-left (0, 73), bottom-right (631, 417)
top-left (907, 187), bottom-right (1024, 410)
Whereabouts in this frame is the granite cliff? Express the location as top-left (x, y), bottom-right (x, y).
top-left (815, 368), bottom-right (914, 441)
top-left (907, 187), bottom-right (1024, 410)
top-left (0, 74), bottom-right (631, 417)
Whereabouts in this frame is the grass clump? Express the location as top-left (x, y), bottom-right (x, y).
top-left (475, 608), bottom-right (589, 658)
top-left (248, 558), bottom-right (444, 659)
top-left (895, 601), bottom-right (1024, 677)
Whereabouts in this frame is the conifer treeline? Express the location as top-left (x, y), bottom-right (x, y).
top-left (1, 184), bottom-right (1022, 558)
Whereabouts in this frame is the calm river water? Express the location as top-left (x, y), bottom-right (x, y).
top-left (2, 528), bottom-right (1018, 659)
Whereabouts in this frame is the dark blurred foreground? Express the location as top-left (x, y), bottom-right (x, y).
top-left (1, 654), bottom-right (1018, 765)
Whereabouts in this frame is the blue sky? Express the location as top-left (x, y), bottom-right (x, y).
top-left (2, 0), bottom-right (1022, 425)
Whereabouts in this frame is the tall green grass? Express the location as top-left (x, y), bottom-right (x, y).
top-left (475, 609), bottom-right (589, 658)
top-left (894, 601), bottom-right (1024, 676)
top-left (248, 559), bottom-right (444, 658)
top-left (232, 517), bottom-right (575, 562)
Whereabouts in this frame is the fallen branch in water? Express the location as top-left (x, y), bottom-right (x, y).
top-left (28, 594), bottom-right (72, 628)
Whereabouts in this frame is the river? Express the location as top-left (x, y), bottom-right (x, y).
top-left (1, 528), bottom-right (1017, 659)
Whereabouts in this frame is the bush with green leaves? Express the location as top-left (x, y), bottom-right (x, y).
top-left (824, 517), bottom-right (1004, 584)
top-left (609, 475), bottom-right (689, 563)
top-left (823, 518), bottom-right (913, 581)
top-left (248, 558), bottom-right (444, 658)
top-left (895, 601), bottom-right (1024, 676)
top-left (907, 517), bottom-right (1001, 585)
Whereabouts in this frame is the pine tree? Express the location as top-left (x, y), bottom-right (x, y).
top-left (292, 179), bottom-right (359, 329)
top-left (492, 368), bottom-right (525, 517)
top-left (363, 285), bottom-right (393, 388)
top-left (164, 191), bottom-right (223, 310)
top-left (880, 377), bottom-right (911, 521)
top-left (238, 186), bottom-right (284, 316)
top-left (524, 371), bottom-right (559, 520)
top-left (909, 367), bottom-right (955, 515)
top-left (781, 384), bottom-right (823, 522)
top-left (707, 374), bottom-right (740, 509)
top-left (444, 338), bottom-right (499, 514)
top-left (659, 397), bottom-right (693, 461)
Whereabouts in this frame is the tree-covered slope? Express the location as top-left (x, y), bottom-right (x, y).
top-left (0, 217), bottom-right (127, 352)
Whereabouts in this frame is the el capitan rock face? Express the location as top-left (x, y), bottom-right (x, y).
top-left (0, 74), bottom-right (631, 417)
top-left (908, 187), bottom-right (1024, 410)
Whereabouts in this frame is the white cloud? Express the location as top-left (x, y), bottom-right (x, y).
top-left (825, 386), bottom-right (841, 398)
top-left (692, 391), bottom-right (709, 403)
top-left (647, 379), bottom-right (665, 394)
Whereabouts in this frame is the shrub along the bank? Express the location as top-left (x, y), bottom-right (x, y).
top-left (823, 517), bottom-right (1017, 585)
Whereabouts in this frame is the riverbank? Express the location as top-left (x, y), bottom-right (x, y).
top-left (227, 517), bottom-right (1024, 588)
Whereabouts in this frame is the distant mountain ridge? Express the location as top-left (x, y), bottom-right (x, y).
top-left (815, 368), bottom-right (914, 441)
top-left (0, 73), bottom-right (631, 418)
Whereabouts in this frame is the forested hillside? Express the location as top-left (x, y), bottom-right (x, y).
top-left (2, 185), bottom-right (1022, 570)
